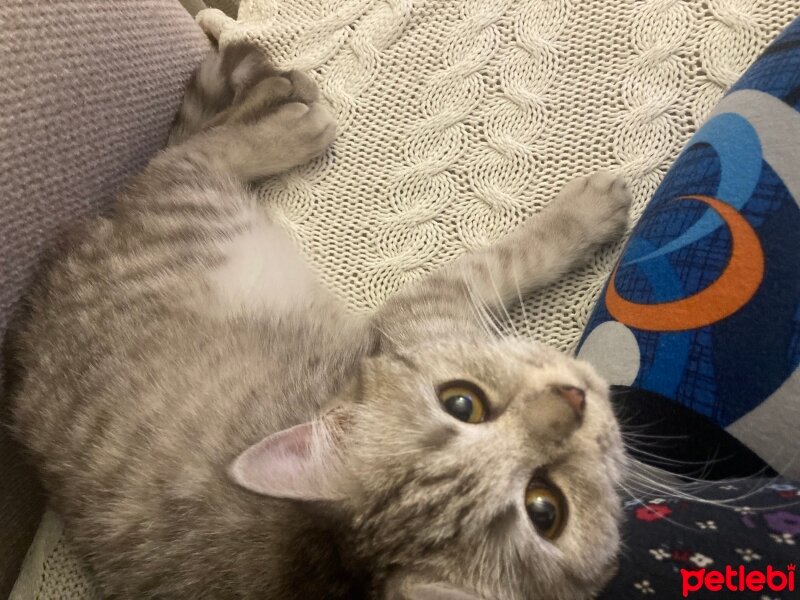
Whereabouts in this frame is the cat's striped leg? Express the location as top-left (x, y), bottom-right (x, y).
top-left (455, 172), bottom-right (632, 308)
top-left (129, 37), bottom-right (336, 205)
top-left (375, 172), bottom-right (631, 347)
top-left (101, 50), bottom-right (336, 320)
top-left (169, 42), bottom-right (318, 146)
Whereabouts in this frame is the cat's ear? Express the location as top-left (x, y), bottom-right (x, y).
top-left (228, 410), bottom-right (350, 501)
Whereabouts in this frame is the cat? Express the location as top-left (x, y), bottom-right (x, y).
top-left (11, 42), bottom-right (631, 600)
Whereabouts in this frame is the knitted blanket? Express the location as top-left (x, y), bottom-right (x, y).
top-left (12, 1), bottom-right (800, 598)
top-left (202, 0), bottom-right (800, 353)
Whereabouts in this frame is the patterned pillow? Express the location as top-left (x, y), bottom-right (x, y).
top-left (578, 18), bottom-right (800, 478)
top-left (599, 477), bottom-right (800, 599)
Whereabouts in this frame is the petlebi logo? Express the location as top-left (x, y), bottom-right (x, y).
top-left (681, 563), bottom-right (795, 597)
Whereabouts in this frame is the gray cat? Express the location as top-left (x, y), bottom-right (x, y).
top-left (12, 43), bottom-right (631, 600)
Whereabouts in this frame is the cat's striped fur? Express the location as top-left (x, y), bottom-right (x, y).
top-left (12, 43), bottom-right (630, 600)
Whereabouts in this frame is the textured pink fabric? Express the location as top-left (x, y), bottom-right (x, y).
top-left (0, 1), bottom-right (209, 593)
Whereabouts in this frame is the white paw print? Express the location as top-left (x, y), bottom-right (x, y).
top-left (696, 520), bottom-right (717, 530)
top-left (649, 498), bottom-right (666, 504)
top-left (770, 532), bottom-right (796, 545)
top-left (735, 548), bottom-right (762, 562)
top-left (649, 548), bottom-right (670, 561)
top-left (634, 579), bottom-right (655, 595)
top-left (690, 552), bottom-right (714, 567)
top-left (734, 506), bottom-right (755, 515)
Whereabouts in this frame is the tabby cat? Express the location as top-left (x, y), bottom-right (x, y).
top-left (12, 42), bottom-right (631, 599)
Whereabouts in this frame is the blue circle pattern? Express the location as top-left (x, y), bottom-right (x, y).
top-left (579, 21), bottom-right (800, 427)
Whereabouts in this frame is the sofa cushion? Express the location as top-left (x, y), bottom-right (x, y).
top-left (0, 1), bottom-right (208, 595)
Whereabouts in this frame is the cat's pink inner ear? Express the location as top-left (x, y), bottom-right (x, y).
top-left (228, 420), bottom-right (344, 501)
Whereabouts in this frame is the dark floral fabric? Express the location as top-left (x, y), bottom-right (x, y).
top-left (600, 478), bottom-right (800, 599)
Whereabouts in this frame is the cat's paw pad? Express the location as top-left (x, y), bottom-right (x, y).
top-left (284, 70), bottom-right (319, 105)
top-left (222, 44), bottom-right (319, 114)
top-left (170, 43), bottom-right (321, 144)
top-left (220, 70), bottom-right (320, 127)
top-left (215, 44), bottom-right (314, 106)
top-left (260, 102), bottom-right (337, 166)
top-left (558, 171), bottom-right (632, 244)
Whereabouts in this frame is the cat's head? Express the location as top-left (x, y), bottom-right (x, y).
top-left (229, 336), bottom-right (626, 600)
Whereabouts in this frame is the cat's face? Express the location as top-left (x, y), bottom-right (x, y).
top-left (230, 337), bottom-right (625, 599)
top-left (346, 338), bottom-right (625, 599)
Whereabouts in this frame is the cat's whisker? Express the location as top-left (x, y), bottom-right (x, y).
top-left (511, 261), bottom-right (533, 340)
top-left (623, 434), bottom-right (800, 510)
top-left (615, 476), bottom-right (708, 532)
top-left (482, 253), bottom-right (517, 337)
top-left (374, 323), bottom-right (402, 349)
top-left (460, 279), bottom-right (492, 337)
top-left (623, 460), bottom-right (795, 510)
top-left (461, 267), bottom-right (503, 338)
top-left (465, 284), bottom-right (497, 339)
top-left (621, 431), bottom-right (692, 441)
top-left (623, 444), bottom-right (718, 468)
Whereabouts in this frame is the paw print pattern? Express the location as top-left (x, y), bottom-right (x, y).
top-left (770, 533), bottom-right (796, 545)
top-left (633, 579), bottom-right (655, 595)
top-left (648, 548), bottom-right (670, 561)
top-left (604, 477), bottom-right (799, 598)
top-left (735, 548), bottom-right (762, 562)
top-left (689, 553), bottom-right (714, 567)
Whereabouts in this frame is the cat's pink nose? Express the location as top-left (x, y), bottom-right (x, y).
top-left (555, 385), bottom-right (586, 419)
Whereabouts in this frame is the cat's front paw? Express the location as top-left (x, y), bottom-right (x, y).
top-left (209, 100), bottom-right (336, 180)
top-left (214, 70), bottom-right (320, 128)
top-left (175, 44), bottom-right (336, 179)
top-left (555, 171), bottom-right (632, 245)
top-left (256, 102), bottom-right (337, 170)
top-left (170, 43), bottom-right (320, 144)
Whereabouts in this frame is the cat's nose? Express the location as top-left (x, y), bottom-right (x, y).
top-left (520, 385), bottom-right (585, 444)
top-left (554, 385), bottom-right (586, 419)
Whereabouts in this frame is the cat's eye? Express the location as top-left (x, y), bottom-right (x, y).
top-left (525, 480), bottom-right (568, 540)
top-left (437, 380), bottom-right (487, 424)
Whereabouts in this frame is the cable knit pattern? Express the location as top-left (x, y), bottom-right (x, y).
top-left (13, 2), bottom-right (800, 598)
top-left (221, 0), bottom-right (800, 353)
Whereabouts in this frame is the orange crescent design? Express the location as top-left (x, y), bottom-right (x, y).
top-left (606, 195), bottom-right (764, 332)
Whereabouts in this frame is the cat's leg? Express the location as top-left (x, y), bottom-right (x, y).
top-left (164, 44), bottom-right (334, 179)
top-left (169, 43), bottom-right (319, 146)
top-left (103, 47), bottom-right (337, 320)
top-left (375, 172), bottom-right (632, 347)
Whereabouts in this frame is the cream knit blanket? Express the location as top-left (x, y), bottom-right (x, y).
top-left (206, 0), bottom-right (800, 353)
top-left (13, 1), bottom-right (800, 598)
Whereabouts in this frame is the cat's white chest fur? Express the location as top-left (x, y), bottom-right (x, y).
top-left (209, 211), bottom-right (316, 317)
